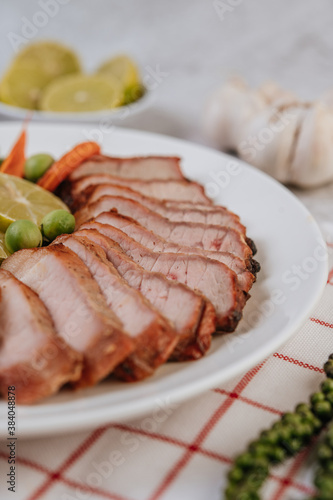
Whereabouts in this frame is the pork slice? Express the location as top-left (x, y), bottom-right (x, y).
top-left (78, 222), bottom-right (246, 332)
top-left (73, 228), bottom-right (216, 360)
top-left (53, 234), bottom-right (177, 381)
top-left (94, 212), bottom-right (255, 292)
top-left (75, 196), bottom-right (252, 262)
top-left (0, 270), bottom-right (82, 404)
top-left (67, 176), bottom-right (211, 207)
top-left (83, 184), bottom-right (246, 234)
top-left (2, 246), bottom-right (133, 388)
top-left (69, 154), bottom-right (184, 181)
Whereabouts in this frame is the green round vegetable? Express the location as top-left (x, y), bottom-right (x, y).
top-left (5, 220), bottom-right (42, 254)
top-left (24, 153), bottom-right (54, 182)
top-left (41, 209), bottom-right (75, 242)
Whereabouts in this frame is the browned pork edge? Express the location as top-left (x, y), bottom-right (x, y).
top-left (74, 196), bottom-right (253, 263)
top-left (68, 154), bottom-right (184, 181)
top-left (53, 234), bottom-right (178, 381)
top-left (74, 228), bottom-right (217, 361)
top-left (0, 270), bottom-right (82, 404)
top-left (2, 245), bottom-right (134, 388)
top-left (78, 222), bottom-right (246, 332)
top-left (76, 183), bottom-right (246, 235)
top-left (58, 176), bottom-right (211, 209)
top-left (94, 211), bottom-right (256, 292)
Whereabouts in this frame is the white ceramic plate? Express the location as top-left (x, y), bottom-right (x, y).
top-left (0, 123), bottom-right (328, 439)
top-left (0, 91), bottom-right (152, 124)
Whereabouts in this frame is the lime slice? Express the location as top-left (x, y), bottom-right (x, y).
top-left (0, 172), bottom-right (69, 233)
top-left (0, 232), bottom-right (10, 261)
top-left (39, 74), bottom-right (123, 112)
top-left (97, 55), bottom-right (143, 104)
top-left (14, 41), bottom-right (81, 81)
top-left (0, 41), bottom-right (81, 109)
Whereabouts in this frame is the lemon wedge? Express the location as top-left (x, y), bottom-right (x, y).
top-left (97, 55), bottom-right (144, 104)
top-left (0, 232), bottom-right (10, 261)
top-left (0, 64), bottom-right (51, 109)
top-left (0, 41), bottom-right (81, 109)
top-left (39, 74), bottom-right (123, 112)
top-left (0, 172), bottom-right (69, 234)
top-left (14, 41), bottom-right (81, 81)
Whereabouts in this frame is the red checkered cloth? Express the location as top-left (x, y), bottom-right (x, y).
top-left (1, 246), bottom-right (332, 500)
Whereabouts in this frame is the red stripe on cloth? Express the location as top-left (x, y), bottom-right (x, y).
top-left (0, 451), bottom-right (129, 500)
top-left (27, 426), bottom-right (107, 500)
top-left (0, 442), bottom-right (315, 498)
top-left (148, 362), bottom-right (265, 500)
top-left (213, 389), bottom-right (283, 415)
top-left (310, 317), bottom-right (333, 329)
top-left (270, 445), bottom-right (315, 500)
top-left (273, 353), bottom-right (324, 373)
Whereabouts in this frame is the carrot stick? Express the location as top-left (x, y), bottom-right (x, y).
top-left (0, 129), bottom-right (27, 177)
top-left (37, 141), bottom-right (100, 192)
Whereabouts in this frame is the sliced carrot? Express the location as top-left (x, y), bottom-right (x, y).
top-left (0, 129), bottom-right (26, 177)
top-left (37, 141), bottom-right (100, 192)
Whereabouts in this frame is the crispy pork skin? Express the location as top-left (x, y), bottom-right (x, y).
top-left (78, 222), bottom-right (246, 331)
top-left (66, 176), bottom-right (211, 207)
top-left (53, 234), bottom-right (177, 381)
top-left (82, 183), bottom-right (246, 234)
top-left (74, 228), bottom-right (216, 360)
top-left (75, 196), bottom-right (253, 262)
top-left (69, 155), bottom-right (184, 181)
top-left (0, 270), bottom-right (82, 404)
top-left (2, 246), bottom-right (133, 388)
top-left (93, 212), bottom-right (255, 292)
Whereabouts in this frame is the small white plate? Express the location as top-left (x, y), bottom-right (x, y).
top-left (0, 123), bottom-right (328, 439)
top-left (0, 91), bottom-right (152, 124)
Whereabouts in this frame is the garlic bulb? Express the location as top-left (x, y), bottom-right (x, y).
top-left (204, 79), bottom-right (333, 188)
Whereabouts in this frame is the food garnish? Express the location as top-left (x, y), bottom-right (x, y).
top-left (0, 41), bottom-right (81, 109)
top-left (37, 141), bottom-right (100, 192)
top-left (225, 355), bottom-right (333, 500)
top-left (5, 220), bottom-right (42, 254)
top-left (41, 209), bottom-right (75, 242)
top-left (0, 128), bottom-right (26, 177)
top-left (24, 153), bottom-right (55, 183)
top-left (39, 74), bottom-right (123, 113)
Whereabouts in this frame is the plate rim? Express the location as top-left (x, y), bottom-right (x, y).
top-left (0, 90), bottom-right (152, 123)
top-left (0, 122), bottom-right (328, 439)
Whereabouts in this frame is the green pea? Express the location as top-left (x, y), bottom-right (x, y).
top-left (24, 154), bottom-right (54, 182)
top-left (41, 209), bottom-right (75, 242)
top-left (5, 220), bottom-right (42, 254)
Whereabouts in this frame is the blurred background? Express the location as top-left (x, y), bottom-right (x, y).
top-left (1, 0), bottom-right (332, 142)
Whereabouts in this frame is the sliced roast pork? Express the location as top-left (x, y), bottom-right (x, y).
top-left (66, 176), bottom-right (211, 208)
top-left (2, 245), bottom-right (133, 388)
top-left (78, 222), bottom-right (246, 331)
top-left (93, 212), bottom-right (255, 292)
top-left (53, 234), bottom-right (177, 381)
top-left (73, 228), bottom-right (216, 360)
top-left (0, 270), bottom-right (82, 404)
top-left (69, 155), bottom-right (184, 181)
top-left (80, 183), bottom-right (246, 234)
top-left (75, 196), bottom-right (253, 262)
